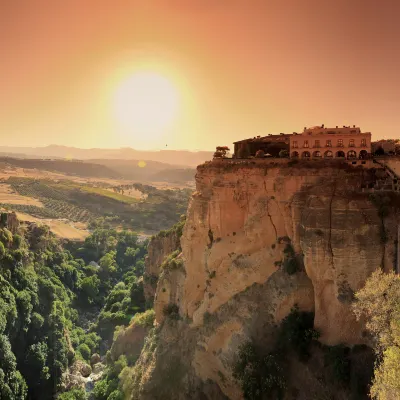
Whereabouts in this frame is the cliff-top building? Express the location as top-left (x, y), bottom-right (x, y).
top-left (290, 125), bottom-right (371, 159)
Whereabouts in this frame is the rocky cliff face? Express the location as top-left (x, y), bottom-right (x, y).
top-left (143, 225), bottom-right (183, 303)
top-left (131, 159), bottom-right (399, 400)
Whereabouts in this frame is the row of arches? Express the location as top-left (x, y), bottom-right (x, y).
top-left (291, 150), bottom-right (368, 159)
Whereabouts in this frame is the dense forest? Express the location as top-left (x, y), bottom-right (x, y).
top-left (0, 212), bottom-right (152, 399)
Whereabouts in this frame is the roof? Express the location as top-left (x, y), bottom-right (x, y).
top-left (233, 134), bottom-right (291, 144)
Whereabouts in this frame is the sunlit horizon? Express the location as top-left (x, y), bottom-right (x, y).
top-left (2, 1), bottom-right (400, 151)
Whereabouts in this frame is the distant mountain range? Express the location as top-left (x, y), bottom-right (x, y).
top-left (0, 145), bottom-right (213, 167)
top-left (0, 156), bottom-right (196, 184)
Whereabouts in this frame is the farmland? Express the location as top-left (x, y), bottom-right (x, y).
top-left (0, 177), bottom-right (192, 233)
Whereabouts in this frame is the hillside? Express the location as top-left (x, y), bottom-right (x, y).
top-left (0, 178), bottom-right (191, 233)
top-left (87, 159), bottom-right (196, 182)
top-left (0, 146), bottom-right (213, 168)
top-left (0, 156), bottom-right (196, 184)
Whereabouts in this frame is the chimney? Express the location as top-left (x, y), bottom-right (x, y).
top-left (321, 124), bottom-right (324, 128)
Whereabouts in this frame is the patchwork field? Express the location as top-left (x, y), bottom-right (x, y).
top-left (0, 183), bottom-right (43, 206)
top-left (0, 173), bottom-right (192, 237)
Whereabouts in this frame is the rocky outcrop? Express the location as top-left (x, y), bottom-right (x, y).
top-left (133, 159), bottom-right (399, 399)
top-left (111, 322), bottom-right (149, 362)
top-left (143, 222), bottom-right (183, 302)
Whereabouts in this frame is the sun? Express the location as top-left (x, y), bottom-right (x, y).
top-left (112, 72), bottom-right (179, 138)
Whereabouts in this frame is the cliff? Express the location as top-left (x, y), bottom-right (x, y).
top-left (143, 219), bottom-right (184, 303)
top-left (129, 159), bottom-right (400, 400)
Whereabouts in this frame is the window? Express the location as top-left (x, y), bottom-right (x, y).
top-left (292, 141), bottom-right (298, 148)
top-left (361, 139), bottom-right (366, 147)
top-left (349, 139), bottom-right (355, 147)
top-left (303, 141), bottom-right (309, 148)
top-left (314, 140), bottom-right (320, 148)
top-left (326, 140), bottom-right (332, 147)
top-left (338, 139), bottom-right (343, 147)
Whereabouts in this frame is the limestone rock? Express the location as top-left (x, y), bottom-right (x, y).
top-left (79, 362), bottom-right (92, 378)
top-left (90, 353), bottom-right (101, 366)
top-left (134, 160), bottom-right (399, 399)
top-left (111, 322), bottom-right (148, 362)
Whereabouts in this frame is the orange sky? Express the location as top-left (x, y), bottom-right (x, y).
top-left (1, 0), bottom-right (400, 151)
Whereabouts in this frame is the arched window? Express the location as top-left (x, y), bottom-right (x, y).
top-left (336, 151), bottom-right (345, 158)
top-left (347, 150), bottom-right (357, 159)
top-left (291, 151), bottom-right (299, 158)
top-left (359, 150), bottom-right (368, 159)
top-left (313, 151), bottom-right (321, 157)
top-left (324, 150), bottom-right (333, 158)
top-left (302, 151), bottom-right (311, 158)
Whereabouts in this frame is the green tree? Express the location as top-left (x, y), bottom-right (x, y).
top-left (80, 275), bottom-right (101, 302)
top-left (353, 270), bottom-right (400, 399)
top-left (58, 388), bottom-right (87, 400)
top-left (100, 251), bottom-right (117, 276)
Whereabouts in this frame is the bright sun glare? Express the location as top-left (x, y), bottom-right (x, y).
top-left (113, 72), bottom-right (179, 139)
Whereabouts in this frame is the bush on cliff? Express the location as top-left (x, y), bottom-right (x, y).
top-left (353, 270), bottom-right (400, 399)
top-left (234, 306), bottom-right (319, 399)
top-left (233, 343), bottom-right (285, 400)
top-left (277, 305), bottom-right (319, 360)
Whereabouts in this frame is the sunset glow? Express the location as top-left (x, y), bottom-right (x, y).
top-left (2, 1), bottom-right (400, 150)
top-left (112, 72), bottom-right (179, 141)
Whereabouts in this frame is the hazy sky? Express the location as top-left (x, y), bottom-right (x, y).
top-left (1, 0), bottom-right (400, 151)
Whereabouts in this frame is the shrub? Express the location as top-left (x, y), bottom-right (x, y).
top-left (77, 343), bottom-right (91, 361)
top-left (163, 303), bottom-right (180, 320)
top-left (279, 150), bottom-right (289, 158)
top-left (324, 345), bottom-right (351, 385)
top-left (233, 342), bottom-right (286, 400)
top-left (277, 306), bottom-right (319, 360)
top-left (281, 243), bottom-right (299, 275)
top-left (131, 309), bottom-right (155, 328)
top-left (58, 388), bottom-right (87, 400)
top-left (203, 311), bottom-right (212, 324)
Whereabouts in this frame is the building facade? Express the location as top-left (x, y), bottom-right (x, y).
top-left (290, 125), bottom-right (371, 159)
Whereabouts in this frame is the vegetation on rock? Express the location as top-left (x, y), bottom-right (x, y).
top-left (353, 270), bottom-right (400, 399)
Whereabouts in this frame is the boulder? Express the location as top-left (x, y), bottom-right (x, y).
top-left (90, 353), bottom-right (101, 366)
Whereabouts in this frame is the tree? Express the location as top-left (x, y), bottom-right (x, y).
top-left (99, 251), bottom-right (117, 276)
top-left (213, 146), bottom-right (230, 158)
top-left (58, 388), bottom-right (87, 400)
top-left (353, 270), bottom-right (400, 399)
top-left (80, 275), bottom-right (101, 302)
